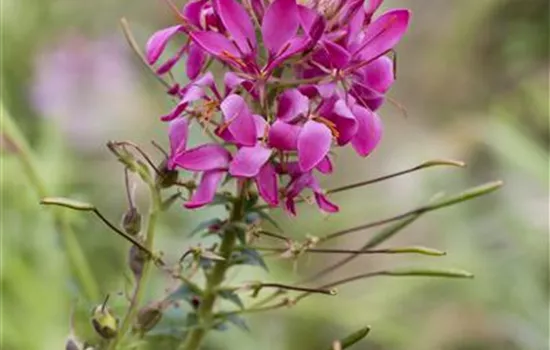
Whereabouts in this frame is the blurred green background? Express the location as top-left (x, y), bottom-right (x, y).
top-left (1, 0), bottom-right (548, 349)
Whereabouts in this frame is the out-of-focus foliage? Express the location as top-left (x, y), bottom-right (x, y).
top-left (1, 0), bottom-right (547, 349)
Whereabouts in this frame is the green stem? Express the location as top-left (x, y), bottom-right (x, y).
top-left (1, 105), bottom-right (99, 301)
top-left (179, 186), bottom-right (247, 350)
top-left (108, 182), bottom-right (162, 349)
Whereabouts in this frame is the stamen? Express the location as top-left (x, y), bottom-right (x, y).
top-left (313, 116), bottom-right (340, 138)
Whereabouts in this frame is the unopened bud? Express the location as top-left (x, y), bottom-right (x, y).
top-left (128, 244), bottom-right (147, 279)
top-left (156, 160), bottom-right (179, 188)
top-left (91, 297), bottom-right (118, 339)
top-left (134, 304), bottom-right (163, 333)
top-left (121, 207), bottom-right (142, 236)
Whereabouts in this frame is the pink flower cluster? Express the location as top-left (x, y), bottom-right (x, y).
top-left (146, 0), bottom-right (410, 214)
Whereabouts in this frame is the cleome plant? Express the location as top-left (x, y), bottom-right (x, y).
top-left (26, 0), bottom-right (503, 349)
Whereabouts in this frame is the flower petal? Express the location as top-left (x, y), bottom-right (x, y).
top-left (276, 89), bottom-right (309, 122)
top-left (355, 9), bottom-right (411, 62)
top-left (190, 31), bottom-right (240, 58)
top-left (331, 99), bottom-right (358, 145)
top-left (316, 156), bottom-right (333, 174)
top-left (184, 170), bottom-right (225, 209)
top-left (229, 145), bottom-right (272, 177)
top-left (220, 94), bottom-right (257, 146)
top-left (298, 120), bottom-right (332, 171)
top-left (214, 0), bottom-right (256, 54)
top-left (146, 25), bottom-right (184, 65)
top-left (186, 42), bottom-right (206, 79)
top-left (256, 163), bottom-right (279, 206)
top-left (314, 193), bottom-right (339, 213)
top-left (314, 40), bottom-right (351, 69)
top-left (262, 0), bottom-right (300, 55)
top-left (168, 118), bottom-right (189, 169)
top-left (351, 105), bottom-right (383, 156)
top-left (268, 120), bottom-right (300, 151)
top-left (183, 0), bottom-right (208, 28)
top-left (172, 144), bottom-right (231, 171)
top-left (360, 56), bottom-right (394, 93)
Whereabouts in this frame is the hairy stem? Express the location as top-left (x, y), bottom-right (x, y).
top-left (180, 185), bottom-right (247, 350)
top-left (1, 105), bottom-right (99, 301)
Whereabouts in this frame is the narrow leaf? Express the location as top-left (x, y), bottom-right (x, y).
top-left (218, 290), bottom-right (245, 309)
top-left (189, 218), bottom-right (224, 236)
top-left (226, 314), bottom-right (250, 332)
top-left (40, 197), bottom-right (96, 211)
top-left (232, 248), bottom-right (268, 270)
top-left (379, 246), bottom-right (446, 256)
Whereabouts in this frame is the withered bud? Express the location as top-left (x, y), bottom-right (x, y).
top-left (134, 304), bottom-right (163, 333)
top-left (128, 244), bottom-right (147, 279)
top-left (121, 207), bottom-right (142, 236)
top-left (156, 160), bottom-right (179, 188)
top-left (90, 301), bottom-right (118, 339)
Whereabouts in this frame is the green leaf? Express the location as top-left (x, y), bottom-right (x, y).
top-left (328, 326), bottom-right (371, 349)
top-left (226, 314), bottom-right (249, 332)
top-left (249, 209), bottom-right (282, 231)
top-left (168, 283), bottom-right (202, 306)
top-left (218, 290), bottom-right (244, 309)
top-left (40, 197), bottom-right (95, 211)
top-left (231, 248), bottom-right (268, 271)
top-left (161, 192), bottom-right (182, 211)
top-left (189, 218), bottom-right (224, 236)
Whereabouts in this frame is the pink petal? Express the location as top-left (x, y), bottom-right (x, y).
top-left (365, 0), bottom-right (384, 20)
top-left (356, 9), bottom-right (411, 63)
top-left (183, 0), bottom-right (207, 28)
top-left (264, 36), bottom-right (309, 72)
top-left (186, 42), bottom-right (206, 79)
top-left (351, 105), bottom-right (383, 156)
top-left (220, 94), bottom-right (257, 146)
top-left (214, 0), bottom-right (256, 54)
top-left (316, 40), bottom-right (351, 69)
top-left (262, 0), bottom-right (300, 55)
top-left (229, 145), bottom-right (272, 177)
top-left (184, 170), bottom-right (225, 209)
top-left (331, 99), bottom-right (358, 145)
top-left (224, 72), bottom-right (246, 93)
top-left (268, 120), bottom-right (300, 151)
top-left (161, 99), bottom-right (189, 122)
top-left (286, 172), bottom-right (313, 198)
top-left (316, 156), bottom-right (333, 174)
top-left (168, 118), bottom-right (189, 169)
top-left (253, 114), bottom-right (269, 138)
top-left (256, 163), bottom-right (279, 206)
top-left (156, 44), bottom-right (187, 75)
top-left (146, 25), bottom-right (184, 65)
top-left (314, 193), bottom-right (339, 213)
top-left (190, 31), bottom-right (240, 58)
top-left (360, 56), bottom-right (394, 93)
top-left (297, 120), bottom-right (332, 171)
top-left (276, 89), bottom-right (309, 122)
top-left (172, 144), bottom-right (231, 171)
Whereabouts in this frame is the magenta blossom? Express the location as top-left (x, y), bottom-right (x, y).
top-left (148, 0), bottom-right (411, 213)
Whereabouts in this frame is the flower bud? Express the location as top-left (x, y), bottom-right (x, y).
top-left (121, 207), bottom-right (141, 236)
top-left (128, 244), bottom-right (147, 279)
top-left (134, 304), bottom-right (163, 333)
top-left (90, 300), bottom-right (118, 339)
top-left (156, 160), bottom-right (179, 188)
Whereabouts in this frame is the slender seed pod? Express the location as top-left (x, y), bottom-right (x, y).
top-left (128, 243), bottom-right (148, 279)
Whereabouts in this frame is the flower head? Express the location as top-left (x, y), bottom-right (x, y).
top-left (148, 0), bottom-right (411, 212)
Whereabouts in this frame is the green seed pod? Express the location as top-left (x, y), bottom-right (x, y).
top-left (134, 304), bottom-right (163, 333)
top-left (121, 207), bottom-right (142, 236)
top-left (128, 244), bottom-right (147, 279)
top-left (90, 297), bottom-right (118, 339)
top-left (156, 160), bottom-right (179, 188)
